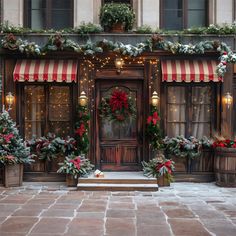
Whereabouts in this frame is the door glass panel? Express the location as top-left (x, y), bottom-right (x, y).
top-left (24, 86), bottom-right (45, 139)
top-left (100, 86), bottom-right (137, 140)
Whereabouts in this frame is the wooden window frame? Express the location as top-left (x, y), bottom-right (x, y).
top-left (17, 82), bottom-right (77, 139)
top-left (24, 0), bottom-right (74, 29)
top-left (160, 0), bottom-right (209, 30)
top-left (162, 82), bottom-right (218, 138)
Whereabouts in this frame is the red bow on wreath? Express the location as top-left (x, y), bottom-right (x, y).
top-left (109, 90), bottom-right (128, 112)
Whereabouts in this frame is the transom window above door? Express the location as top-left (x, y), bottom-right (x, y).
top-left (24, 0), bottom-right (73, 30)
top-left (161, 0), bottom-right (207, 30)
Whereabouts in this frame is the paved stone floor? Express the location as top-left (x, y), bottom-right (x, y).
top-left (0, 182), bottom-right (236, 236)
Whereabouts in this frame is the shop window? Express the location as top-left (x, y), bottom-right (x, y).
top-left (166, 85), bottom-right (213, 138)
top-left (161, 0), bottom-right (207, 30)
top-left (24, 0), bottom-right (73, 30)
top-left (24, 85), bottom-right (72, 139)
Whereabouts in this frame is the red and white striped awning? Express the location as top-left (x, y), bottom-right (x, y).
top-left (13, 60), bottom-right (77, 82)
top-left (161, 60), bottom-right (221, 82)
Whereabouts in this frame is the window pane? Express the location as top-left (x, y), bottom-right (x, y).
top-left (188, 0), bottom-right (206, 10)
top-left (24, 86), bottom-right (45, 139)
top-left (192, 123), bottom-right (210, 138)
top-left (188, 0), bottom-right (206, 27)
top-left (167, 105), bottom-right (186, 122)
top-left (31, 9), bottom-right (46, 29)
top-left (163, 0), bottom-right (183, 30)
top-left (167, 123), bottom-right (185, 137)
top-left (187, 10), bottom-right (206, 28)
top-left (52, 0), bottom-right (71, 9)
top-left (100, 86), bottom-right (137, 140)
top-left (168, 87), bottom-right (186, 103)
top-left (51, 10), bottom-right (72, 29)
top-left (167, 86), bottom-right (186, 137)
top-left (192, 105), bottom-right (211, 122)
top-left (191, 86), bottom-right (211, 137)
top-left (192, 87), bottom-right (211, 104)
top-left (49, 86), bottom-right (71, 137)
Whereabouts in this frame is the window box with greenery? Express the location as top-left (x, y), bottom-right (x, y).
top-left (100, 3), bottom-right (135, 32)
top-left (0, 110), bottom-right (33, 187)
top-left (57, 154), bottom-right (94, 187)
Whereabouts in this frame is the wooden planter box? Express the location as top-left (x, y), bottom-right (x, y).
top-left (157, 175), bottom-right (170, 187)
top-left (3, 164), bottom-right (23, 187)
top-left (214, 147), bottom-right (236, 187)
top-left (66, 174), bottom-right (78, 187)
top-left (169, 156), bottom-right (189, 173)
top-left (190, 148), bottom-right (214, 172)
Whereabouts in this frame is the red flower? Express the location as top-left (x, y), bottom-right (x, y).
top-left (3, 133), bottom-right (14, 143)
top-left (147, 112), bottom-right (160, 125)
top-left (75, 123), bottom-right (86, 137)
top-left (147, 116), bottom-right (152, 124)
top-left (223, 51), bottom-right (228, 55)
top-left (109, 90), bottom-right (128, 112)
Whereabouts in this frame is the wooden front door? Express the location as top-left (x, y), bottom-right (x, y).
top-left (96, 80), bottom-right (143, 171)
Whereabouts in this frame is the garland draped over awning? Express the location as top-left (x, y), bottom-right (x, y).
top-left (1, 33), bottom-right (236, 78)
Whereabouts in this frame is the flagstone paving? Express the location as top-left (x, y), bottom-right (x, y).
top-left (0, 182), bottom-right (236, 236)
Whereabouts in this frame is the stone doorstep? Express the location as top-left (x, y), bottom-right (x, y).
top-left (77, 171), bottom-right (158, 191)
top-left (77, 183), bottom-right (159, 191)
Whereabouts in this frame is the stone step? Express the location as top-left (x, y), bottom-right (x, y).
top-left (77, 183), bottom-right (159, 191)
top-left (78, 178), bottom-right (157, 184)
top-left (77, 172), bottom-right (158, 191)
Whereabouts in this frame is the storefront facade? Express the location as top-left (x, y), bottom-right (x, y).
top-left (0, 33), bottom-right (235, 181)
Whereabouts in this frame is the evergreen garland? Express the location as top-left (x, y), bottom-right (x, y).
top-left (146, 106), bottom-right (162, 150)
top-left (75, 105), bottom-right (90, 154)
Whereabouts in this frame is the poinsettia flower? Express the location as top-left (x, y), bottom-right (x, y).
top-left (3, 133), bottom-right (14, 143)
top-left (147, 116), bottom-right (152, 124)
top-left (75, 123), bottom-right (86, 137)
top-left (109, 90), bottom-right (128, 112)
top-left (152, 112), bottom-right (160, 125)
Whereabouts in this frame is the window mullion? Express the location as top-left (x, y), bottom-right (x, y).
top-left (45, 84), bottom-right (49, 135)
top-left (186, 85), bottom-right (192, 137)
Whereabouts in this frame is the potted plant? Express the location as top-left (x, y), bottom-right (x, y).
top-left (142, 153), bottom-right (175, 186)
top-left (99, 3), bottom-right (135, 32)
top-left (57, 154), bottom-right (94, 187)
top-left (213, 137), bottom-right (236, 187)
top-left (0, 110), bottom-right (32, 187)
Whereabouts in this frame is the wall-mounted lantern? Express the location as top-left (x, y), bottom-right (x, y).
top-left (224, 92), bottom-right (233, 109)
top-left (114, 57), bottom-right (124, 74)
top-left (5, 92), bottom-right (14, 110)
top-left (151, 91), bottom-right (160, 107)
top-left (79, 91), bottom-right (88, 107)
